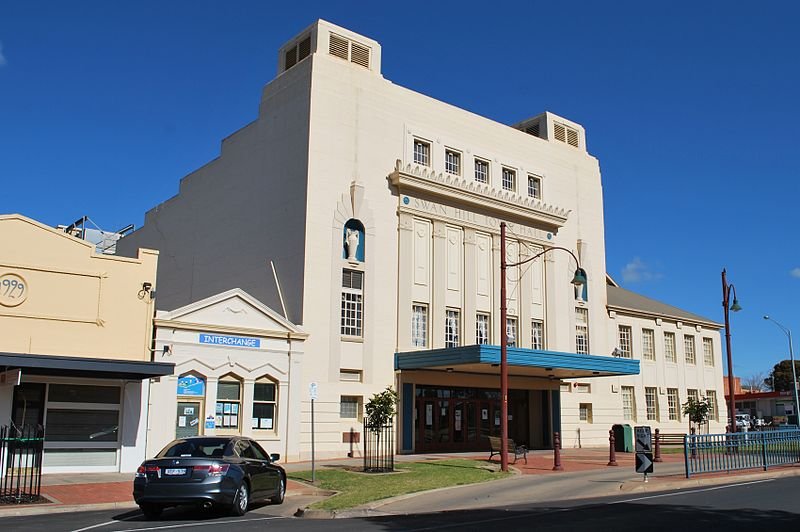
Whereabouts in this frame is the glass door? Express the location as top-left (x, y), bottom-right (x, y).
top-left (176, 401), bottom-right (202, 439)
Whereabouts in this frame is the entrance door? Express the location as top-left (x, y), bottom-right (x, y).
top-left (176, 401), bottom-right (202, 439)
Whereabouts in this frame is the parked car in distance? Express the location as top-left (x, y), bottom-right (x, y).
top-left (133, 436), bottom-right (285, 519)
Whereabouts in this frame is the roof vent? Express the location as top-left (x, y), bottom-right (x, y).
top-left (554, 122), bottom-right (580, 148)
top-left (329, 33), bottom-right (371, 70)
top-left (284, 34), bottom-right (312, 72)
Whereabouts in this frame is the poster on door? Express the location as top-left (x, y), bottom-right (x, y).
top-left (426, 404), bottom-right (433, 425)
top-left (455, 410), bottom-right (462, 431)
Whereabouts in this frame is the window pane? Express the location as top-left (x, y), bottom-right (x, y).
top-left (217, 381), bottom-right (241, 400)
top-left (48, 384), bottom-right (120, 404)
top-left (45, 409), bottom-right (119, 442)
top-left (254, 382), bottom-right (275, 402)
top-left (252, 402), bottom-right (275, 429)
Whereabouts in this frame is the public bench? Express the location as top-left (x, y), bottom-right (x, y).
top-left (656, 433), bottom-right (687, 446)
top-left (488, 436), bottom-right (528, 464)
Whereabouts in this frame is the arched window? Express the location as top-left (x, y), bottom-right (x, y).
top-left (252, 376), bottom-right (278, 431)
top-left (215, 374), bottom-right (242, 431)
top-left (342, 219), bottom-right (365, 262)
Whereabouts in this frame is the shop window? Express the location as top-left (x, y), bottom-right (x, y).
top-left (252, 378), bottom-right (277, 430)
top-left (216, 376), bottom-right (242, 430)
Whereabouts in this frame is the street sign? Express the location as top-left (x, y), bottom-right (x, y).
top-left (309, 382), bottom-right (318, 400)
top-left (636, 452), bottom-right (654, 474)
top-left (635, 426), bottom-right (652, 452)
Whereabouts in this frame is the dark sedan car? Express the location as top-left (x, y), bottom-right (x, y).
top-left (133, 436), bottom-right (285, 519)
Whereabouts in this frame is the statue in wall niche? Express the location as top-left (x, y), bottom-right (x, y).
top-left (345, 228), bottom-right (360, 261)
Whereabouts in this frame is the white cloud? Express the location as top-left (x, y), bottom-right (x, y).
top-left (791, 267), bottom-right (800, 279)
top-left (0, 41), bottom-right (6, 66)
top-left (621, 257), bottom-right (663, 284)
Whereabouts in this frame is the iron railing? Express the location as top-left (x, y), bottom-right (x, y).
top-left (0, 424), bottom-right (45, 504)
top-left (685, 428), bottom-right (800, 478)
top-left (363, 416), bottom-right (394, 472)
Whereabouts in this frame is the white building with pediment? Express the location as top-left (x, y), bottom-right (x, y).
top-left (119, 20), bottom-right (726, 460)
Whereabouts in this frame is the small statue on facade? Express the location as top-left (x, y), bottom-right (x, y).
top-left (345, 228), bottom-right (360, 261)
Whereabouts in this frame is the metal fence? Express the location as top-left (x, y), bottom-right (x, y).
top-left (363, 416), bottom-right (394, 473)
top-left (685, 428), bottom-right (800, 478)
top-left (1, 424), bottom-right (45, 504)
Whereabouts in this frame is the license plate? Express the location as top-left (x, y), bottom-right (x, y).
top-left (165, 468), bottom-right (186, 476)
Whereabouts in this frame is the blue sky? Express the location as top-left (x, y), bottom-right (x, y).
top-left (1, 1), bottom-right (798, 381)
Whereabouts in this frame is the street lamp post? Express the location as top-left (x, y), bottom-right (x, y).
top-left (763, 315), bottom-right (800, 426)
top-left (721, 269), bottom-right (741, 433)
top-left (499, 222), bottom-right (586, 471)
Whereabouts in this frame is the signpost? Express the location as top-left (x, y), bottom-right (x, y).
top-left (634, 426), bottom-right (654, 481)
top-left (309, 382), bottom-right (318, 483)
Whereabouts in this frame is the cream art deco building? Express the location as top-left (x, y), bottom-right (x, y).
top-left (118, 20), bottom-right (725, 460)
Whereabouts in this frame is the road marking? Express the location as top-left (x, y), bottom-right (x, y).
top-left (110, 516), bottom-right (285, 532)
top-left (607, 478), bottom-right (775, 504)
top-left (71, 521), bottom-right (119, 532)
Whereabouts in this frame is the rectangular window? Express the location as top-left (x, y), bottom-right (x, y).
top-left (706, 391), bottom-right (718, 421)
top-left (341, 269), bottom-right (363, 337)
top-left (575, 307), bottom-right (589, 354)
top-left (474, 158), bottom-right (489, 183)
top-left (412, 304), bottom-right (428, 347)
top-left (703, 337), bottom-right (715, 366)
top-left (476, 313), bottom-right (490, 345)
top-left (667, 388), bottom-right (680, 421)
top-left (339, 369), bottom-right (362, 382)
top-left (216, 379), bottom-right (241, 429)
top-left (252, 380), bottom-right (276, 430)
top-left (501, 167), bottom-right (516, 191)
top-left (684, 335), bottom-right (696, 364)
top-left (506, 317), bottom-right (518, 347)
top-left (664, 332), bottom-right (677, 363)
top-left (445, 309), bottom-right (460, 348)
top-left (622, 386), bottom-right (636, 421)
top-left (645, 387), bottom-right (659, 421)
top-left (531, 319), bottom-right (544, 350)
top-left (618, 325), bottom-right (633, 358)
top-left (575, 383), bottom-right (591, 393)
top-left (687, 388), bottom-right (699, 404)
top-left (413, 139), bottom-right (430, 166)
top-left (642, 329), bottom-right (655, 361)
top-left (445, 149), bottom-right (461, 175)
top-left (340, 396), bottom-right (361, 419)
top-left (527, 174), bottom-right (542, 199)
top-left (579, 403), bottom-right (593, 423)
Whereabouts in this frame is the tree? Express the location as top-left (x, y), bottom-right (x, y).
top-left (742, 372), bottom-right (767, 393)
top-left (682, 397), bottom-right (711, 433)
top-left (764, 360), bottom-right (800, 392)
top-left (365, 386), bottom-right (397, 428)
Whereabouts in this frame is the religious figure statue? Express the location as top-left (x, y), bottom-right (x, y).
top-left (345, 228), bottom-right (360, 261)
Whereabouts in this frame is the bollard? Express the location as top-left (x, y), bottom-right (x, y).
top-left (607, 429), bottom-right (618, 466)
top-left (654, 428), bottom-right (662, 462)
top-left (690, 427), bottom-right (697, 458)
top-left (552, 432), bottom-right (563, 471)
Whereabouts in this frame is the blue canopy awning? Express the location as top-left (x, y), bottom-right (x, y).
top-left (395, 344), bottom-right (639, 379)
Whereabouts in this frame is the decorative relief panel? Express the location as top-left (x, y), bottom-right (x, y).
top-left (413, 219), bottom-right (431, 287)
top-left (446, 226), bottom-right (463, 294)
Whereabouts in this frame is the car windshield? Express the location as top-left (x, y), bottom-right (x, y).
top-left (158, 438), bottom-right (231, 458)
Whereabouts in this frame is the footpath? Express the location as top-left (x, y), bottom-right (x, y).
top-left (1, 448), bottom-right (798, 518)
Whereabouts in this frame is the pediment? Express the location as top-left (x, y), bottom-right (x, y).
top-left (159, 288), bottom-right (302, 335)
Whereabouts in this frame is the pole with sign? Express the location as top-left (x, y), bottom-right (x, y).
top-left (634, 426), bottom-right (654, 482)
top-left (309, 382), bottom-right (318, 483)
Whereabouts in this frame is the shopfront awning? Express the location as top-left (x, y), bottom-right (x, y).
top-left (0, 352), bottom-right (174, 380)
top-left (395, 345), bottom-right (639, 379)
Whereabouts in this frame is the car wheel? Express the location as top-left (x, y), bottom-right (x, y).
top-left (270, 475), bottom-right (286, 505)
top-left (230, 482), bottom-right (249, 516)
top-left (139, 503), bottom-right (163, 520)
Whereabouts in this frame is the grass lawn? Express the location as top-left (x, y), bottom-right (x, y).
top-left (289, 459), bottom-right (510, 511)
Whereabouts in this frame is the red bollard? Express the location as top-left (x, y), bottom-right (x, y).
top-left (654, 428), bottom-right (662, 462)
top-left (552, 432), bottom-right (563, 471)
top-left (608, 429), bottom-right (618, 466)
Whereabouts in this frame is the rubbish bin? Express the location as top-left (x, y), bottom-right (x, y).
top-left (612, 424), bottom-right (634, 452)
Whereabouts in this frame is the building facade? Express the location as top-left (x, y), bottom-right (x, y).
top-left (0, 214), bottom-right (172, 473)
top-left (147, 288), bottom-right (306, 459)
top-left (118, 20), bottom-right (723, 458)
